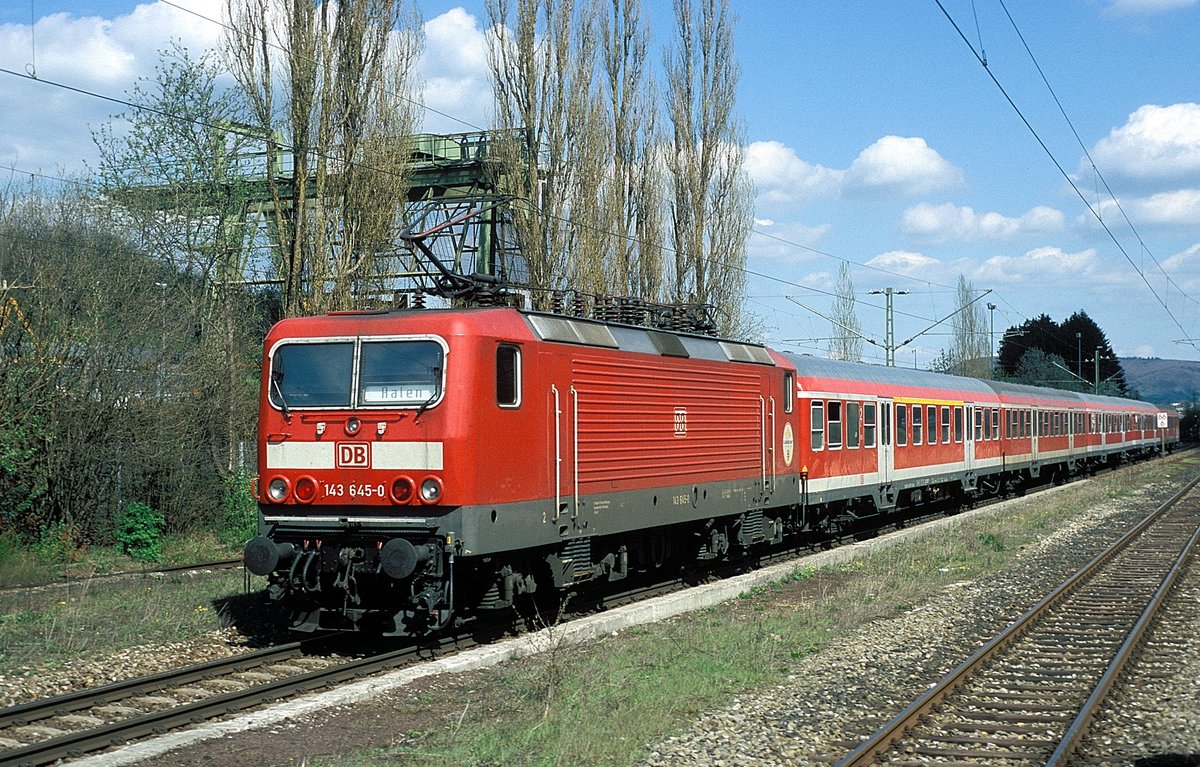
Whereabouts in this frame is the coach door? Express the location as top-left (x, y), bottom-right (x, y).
top-left (1031, 407), bottom-right (1040, 460)
top-left (964, 404), bottom-right (976, 472)
top-left (878, 398), bottom-right (893, 484)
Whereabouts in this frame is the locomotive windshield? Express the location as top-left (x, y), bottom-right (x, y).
top-left (269, 338), bottom-right (445, 410)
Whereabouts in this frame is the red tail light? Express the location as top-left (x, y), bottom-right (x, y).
top-left (294, 476), bottom-right (318, 504)
top-left (391, 476), bottom-right (416, 504)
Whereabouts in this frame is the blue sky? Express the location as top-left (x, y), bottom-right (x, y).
top-left (2, 1), bottom-right (1199, 374)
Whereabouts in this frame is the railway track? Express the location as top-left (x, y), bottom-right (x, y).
top-left (833, 472), bottom-right (1200, 767)
top-left (0, 565), bottom-right (709, 767)
top-left (0, 559), bottom-right (242, 596)
top-left (0, 632), bottom-right (466, 767)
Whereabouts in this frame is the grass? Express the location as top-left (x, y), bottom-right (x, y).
top-left (0, 526), bottom-right (259, 675)
top-left (0, 529), bottom-right (245, 589)
top-left (325, 453), bottom-right (1198, 767)
top-left (0, 568), bottom-right (255, 674)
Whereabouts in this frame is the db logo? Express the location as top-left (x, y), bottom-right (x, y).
top-left (673, 408), bottom-right (688, 437)
top-left (336, 442), bottom-right (371, 468)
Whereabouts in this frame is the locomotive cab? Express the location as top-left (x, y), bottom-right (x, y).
top-left (248, 321), bottom-right (459, 635)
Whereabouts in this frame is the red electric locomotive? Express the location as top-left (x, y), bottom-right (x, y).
top-left (243, 306), bottom-right (1177, 635)
top-left (244, 307), bottom-right (800, 635)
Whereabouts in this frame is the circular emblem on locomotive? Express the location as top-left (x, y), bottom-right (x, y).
top-left (782, 422), bottom-right (795, 466)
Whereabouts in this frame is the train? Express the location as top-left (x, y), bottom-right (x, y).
top-left (242, 306), bottom-right (1179, 636)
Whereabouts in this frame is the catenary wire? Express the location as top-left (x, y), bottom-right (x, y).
top-left (932, 0), bottom-right (1198, 353)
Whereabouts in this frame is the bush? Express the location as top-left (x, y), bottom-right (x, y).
top-left (116, 501), bottom-right (165, 563)
top-left (219, 470), bottom-right (258, 548)
top-left (32, 522), bottom-right (87, 565)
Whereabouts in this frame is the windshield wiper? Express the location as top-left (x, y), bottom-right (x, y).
top-left (413, 367), bottom-right (441, 423)
top-left (271, 373), bottom-right (292, 420)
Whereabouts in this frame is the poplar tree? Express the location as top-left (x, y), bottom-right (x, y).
top-left (830, 262), bottom-right (863, 362)
top-left (664, 0), bottom-right (753, 336)
top-left (487, 0), bottom-right (599, 305)
top-left (224, 0), bottom-right (422, 315)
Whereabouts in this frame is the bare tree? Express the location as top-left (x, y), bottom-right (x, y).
top-left (488, 0), bottom-right (608, 307)
top-left (663, 0), bottom-right (752, 336)
top-left (829, 262), bottom-right (863, 362)
top-left (948, 274), bottom-right (991, 378)
top-left (224, 0), bottom-right (422, 315)
top-left (93, 45), bottom-right (262, 479)
top-left (596, 0), bottom-right (664, 300)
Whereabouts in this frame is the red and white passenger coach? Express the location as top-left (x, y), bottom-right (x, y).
top-left (243, 307), bottom-right (1178, 635)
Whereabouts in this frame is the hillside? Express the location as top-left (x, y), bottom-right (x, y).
top-left (1120, 357), bottom-right (1200, 406)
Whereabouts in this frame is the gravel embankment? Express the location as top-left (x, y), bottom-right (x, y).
top-left (639, 478), bottom-right (1200, 766)
top-left (0, 628), bottom-right (253, 709)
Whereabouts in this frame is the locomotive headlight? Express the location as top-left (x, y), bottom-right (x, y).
top-left (345, 417), bottom-right (361, 436)
top-left (267, 477), bottom-right (290, 503)
top-left (419, 476), bottom-right (443, 504)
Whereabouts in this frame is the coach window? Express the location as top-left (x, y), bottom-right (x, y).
top-left (927, 405), bottom-right (938, 444)
top-left (954, 406), bottom-right (964, 443)
top-left (784, 372), bottom-right (794, 413)
top-left (992, 408), bottom-right (1000, 440)
top-left (496, 344), bottom-right (521, 408)
top-left (811, 401), bottom-right (825, 451)
top-left (864, 402), bottom-right (877, 448)
top-left (828, 401), bottom-right (843, 449)
top-left (912, 405), bottom-right (923, 445)
top-left (974, 408), bottom-right (984, 441)
top-left (941, 406), bottom-right (951, 444)
top-left (896, 404), bottom-right (908, 446)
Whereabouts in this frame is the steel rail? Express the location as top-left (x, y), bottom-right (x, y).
top-left (833, 470), bottom-right (1200, 767)
top-left (1046, 503), bottom-right (1200, 765)
top-left (0, 559), bottom-right (242, 595)
top-left (3, 452), bottom-right (1191, 767)
top-left (0, 636), bottom-right (458, 767)
top-left (0, 641), bottom-right (309, 731)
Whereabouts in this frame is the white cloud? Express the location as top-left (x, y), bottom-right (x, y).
top-left (1089, 103), bottom-right (1200, 185)
top-left (418, 9), bottom-right (494, 133)
top-left (1103, 0), bottom-right (1197, 15)
top-left (0, 0), bottom-right (227, 170)
top-left (749, 219), bottom-right (831, 262)
top-left (865, 250), bottom-right (942, 277)
top-left (747, 135), bottom-right (962, 215)
top-left (2, 1), bottom-right (224, 86)
top-left (844, 136), bottom-right (963, 198)
top-left (1082, 188), bottom-right (1200, 228)
top-left (901, 203), bottom-right (1064, 244)
top-left (745, 140), bottom-right (842, 209)
top-left (1126, 189), bottom-right (1200, 224)
top-left (974, 246), bottom-right (1098, 284)
top-left (1161, 242), bottom-right (1200, 272)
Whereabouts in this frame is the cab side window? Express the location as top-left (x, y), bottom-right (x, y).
top-left (496, 344), bottom-right (521, 407)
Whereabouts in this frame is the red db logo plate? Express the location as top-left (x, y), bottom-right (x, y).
top-left (336, 442), bottom-right (371, 468)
